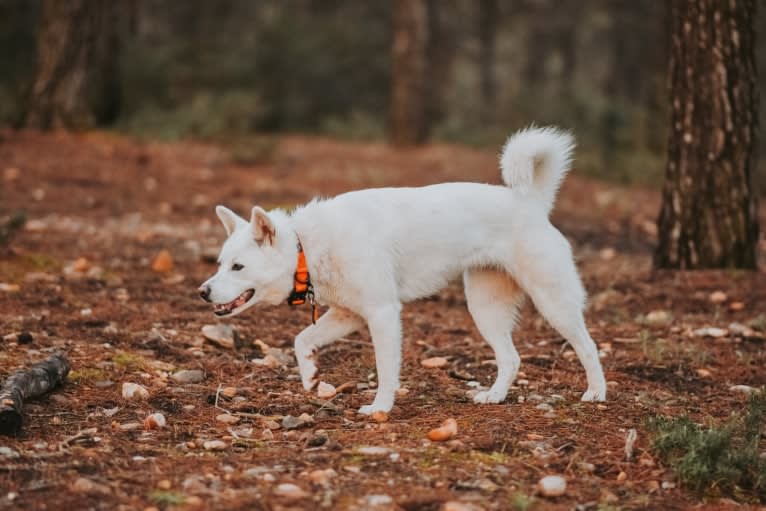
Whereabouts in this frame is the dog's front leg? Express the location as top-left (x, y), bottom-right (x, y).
top-left (294, 307), bottom-right (365, 390)
top-left (358, 304), bottom-right (402, 415)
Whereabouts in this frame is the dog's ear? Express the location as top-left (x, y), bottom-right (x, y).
top-left (216, 205), bottom-right (243, 237)
top-left (251, 206), bottom-right (275, 245)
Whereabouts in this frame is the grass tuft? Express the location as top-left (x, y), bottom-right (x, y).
top-left (648, 392), bottom-right (766, 502)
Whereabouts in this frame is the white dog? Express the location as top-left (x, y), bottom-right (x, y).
top-left (199, 127), bottom-right (607, 414)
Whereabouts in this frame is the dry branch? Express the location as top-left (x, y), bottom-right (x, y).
top-left (0, 353), bottom-right (70, 436)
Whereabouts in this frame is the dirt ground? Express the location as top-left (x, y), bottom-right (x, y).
top-left (1, 130), bottom-right (765, 511)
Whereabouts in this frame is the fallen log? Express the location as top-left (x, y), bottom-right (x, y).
top-left (0, 352), bottom-right (70, 436)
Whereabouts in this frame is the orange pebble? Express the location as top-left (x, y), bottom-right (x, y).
top-left (151, 249), bottom-right (174, 273)
top-left (427, 418), bottom-right (457, 441)
top-left (371, 411), bottom-right (389, 423)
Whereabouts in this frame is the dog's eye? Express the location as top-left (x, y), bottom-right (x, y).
top-left (231, 263), bottom-right (244, 271)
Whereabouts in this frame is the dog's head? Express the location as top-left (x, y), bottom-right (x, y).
top-left (199, 205), bottom-right (294, 317)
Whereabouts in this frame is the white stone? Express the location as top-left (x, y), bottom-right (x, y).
top-left (121, 382), bottom-right (149, 400)
top-left (216, 413), bottom-right (240, 425)
top-left (317, 381), bottom-right (336, 399)
top-left (729, 384), bottom-right (757, 394)
top-left (692, 327), bottom-right (727, 338)
top-left (203, 440), bottom-right (227, 451)
top-left (538, 474), bottom-right (567, 497)
top-left (274, 483), bottom-right (308, 499)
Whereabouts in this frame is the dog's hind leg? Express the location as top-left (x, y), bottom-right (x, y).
top-left (514, 236), bottom-right (607, 402)
top-left (295, 307), bottom-right (365, 391)
top-left (464, 268), bottom-right (525, 404)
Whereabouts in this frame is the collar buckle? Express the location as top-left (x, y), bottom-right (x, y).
top-left (287, 240), bottom-right (318, 324)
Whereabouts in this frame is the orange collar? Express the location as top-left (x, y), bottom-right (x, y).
top-left (287, 240), bottom-right (318, 324)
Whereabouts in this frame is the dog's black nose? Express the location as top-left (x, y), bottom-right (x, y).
top-left (199, 286), bottom-right (211, 302)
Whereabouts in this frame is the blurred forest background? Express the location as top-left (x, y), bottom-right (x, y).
top-left (1, 0), bottom-right (764, 187)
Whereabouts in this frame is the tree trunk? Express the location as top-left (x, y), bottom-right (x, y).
top-left (424, 0), bottom-right (454, 129)
top-left (478, 0), bottom-right (497, 122)
top-left (389, 0), bottom-right (429, 146)
top-left (23, 0), bottom-right (121, 130)
top-left (655, 0), bottom-right (759, 269)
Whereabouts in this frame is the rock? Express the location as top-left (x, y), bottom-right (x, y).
top-left (252, 354), bottom-right (280, 367)
top-left (71, 477), bottom-right (110, 495)
top-left (538, 475), bottom-right (566, 497)
top-left (306, 430), bottom-right (328, 447)
top-left (728, 322), bottom-right (755, 337)
top-left (0, 283), bottom-right (20, 293)
top-left (729, 301), bottom-right (745, 311)
top-left (308, 468), bottom-right (337, 486)
top-left (395, 387), bottom-right (410, 397)
top-left (156, 479), bottom-right (172, 490)
top-left (143, 413), bottom-right (166, 430)
top-left (201, 324), bottom-right (237, 349)
top-left (709, 291), bottom-right (727, 304)
top-left (427, 418), bottom-right (458, 442)
top-left (263, 419), bottom-right (280, 430)
top-left (122, 382), bottom-right (149, 400)
top-left (692, 327), bottom-right (728, 338)
top-left (3, 167), bottom-right (20, 181)
top-left (535, 403), bottom-right (553, 412)
top-left (185, 496), bottom-right (203, 507)
top-left (0, 447), bottom-right (19, 458)
top-left (221, 386), bottom-right (238, 398)
top-left (171, 369), bottom-right (205, 384)
top-left (729, 384), bottom-right (757, 394)
top-left (317, 381), bottom-right (336, 399)
top-left (274, 483), bottom-right (308, 499)
top-left (617, 471), bottom-right (628, 482)
top-left (443, 502), bottom-right (484, 511)
top-left (695, 368), bottom-right (712, 378)
top-left (203, 440), bottom-right (227, 451)
top-left (216, 413), bottom-right (240, 425)
top-left (599, 247), bottom-right (616, 261)
top-left (73, 257), bottom-right (91, 273)
top-left (356, 446), bottom-right (392, 456)
top-left (151, 250), bottom-right (174, 273)
top-left (645, 310), bottom-right (673, 327)
top-left (371, 411), bottom-right (389, 423)
top-left (420, 356), bottom-right (448, 368)
top-left (363, 495), bottom-right (393, 507)
top-left (282, 414), bottom-right (312, 430)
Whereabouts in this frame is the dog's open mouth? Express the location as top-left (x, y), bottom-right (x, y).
top-left (214, 289), bottom-right (255, 316)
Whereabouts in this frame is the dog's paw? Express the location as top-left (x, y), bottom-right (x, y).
top-left (297, 360), bottom-right (318, 391)
top-left (357, 403), bottom-right (393, 415)
top-left (580, 388), bottom-right (606, 402)
top-left (472, 389), bottom-right (507, 404)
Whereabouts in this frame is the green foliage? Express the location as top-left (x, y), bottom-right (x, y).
top-left (510, 492), bottom-right (535, 511)
top-left (112, 351), bottom-right (148, 371)
top-left (648, 392), bottom-right (766, 502)
top-left (148, 490), bottom-right (186, 506)
top-left (0, 212), bottom-right (26, 247)
top-left (116, 91), bottom-right (265, 141)
top-left (67, 368), bottom-right (108, 384)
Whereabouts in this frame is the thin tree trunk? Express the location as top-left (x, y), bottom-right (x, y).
top-left (655, 0), bottom-right (759, 269)
top-left (23, 0), bottom-right (121, 130)
top-left (425, 0), bottom-right (454, 129)
top-left (478, 0), bottom-right (498, 121)
top-left (389, 0), bottom-right (429, 146)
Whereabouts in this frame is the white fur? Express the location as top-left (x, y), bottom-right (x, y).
top-left (200, 127), bottom-right (607, 414)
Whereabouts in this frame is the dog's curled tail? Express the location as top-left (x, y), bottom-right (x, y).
top-left (499, 126), bottom-right (574, 216)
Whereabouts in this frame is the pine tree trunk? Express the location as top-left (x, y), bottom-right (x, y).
top-left (389, 0), bottom-right (429, 146)
top-left (478, 0), bottom-right (497, 122)
top-left (23, 0), bottom-right (121, 130)
top-left (655, 0), bottom-right (759, 269)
